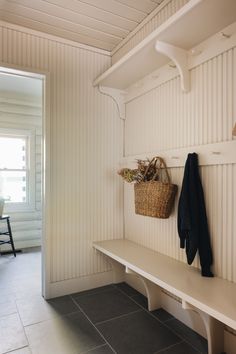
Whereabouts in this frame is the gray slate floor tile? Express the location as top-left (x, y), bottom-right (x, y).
top-left (166, 319), bottom-right (207, 354)
top-left (25, 311), bottom-right (105, 354)
top-left (0, 313), bottom-right (28, 354)
top-left (1, 250), bottom-right (209, 354)
top-left (151, 308), bottom-right (174, 323)
top-left (97, 310), bottom-right (181, 354)
top-left (131, 293), bottom-right (148, 309)
top-left (155, 341), bottom-right (200, 354)
top-left (47, 295), bottom-right (79, 315)
top-left (74, 288), bottom-right (140, 324)
top-left (16, 294), bottom-right (78, 326)
top-left (84, 344), bottom-right (115, 353)
top-left (114, 282), bottom-right (141, 297)
top-left (71, 285), bottom-right (114, 298)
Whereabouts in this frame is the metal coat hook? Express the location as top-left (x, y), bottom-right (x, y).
top-left (171, 156), bottom-right (179, 159)
top-left (151, 74), bottom-right (160, 80)
top-left (190, 48), bottom-right (202, 56)
top-left (220, 32), bottom-right (231, 39)
top-left (134, 82), bottom-right (143, 88)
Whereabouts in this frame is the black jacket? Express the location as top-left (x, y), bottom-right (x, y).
top-left (177, 153), bottom-right (213, 277)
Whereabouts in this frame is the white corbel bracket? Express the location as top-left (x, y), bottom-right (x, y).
top-left (155, 40), bottom-right (190, 92)
top-left (126, 267), bottom-right (161, 311)
top-left (182, 300), bottom-right (224, 354)
top-left (98, 85), bottom-right (126, 120)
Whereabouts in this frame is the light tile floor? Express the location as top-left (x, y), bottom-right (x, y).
top-left (0, 249), bottom-right (210, 354)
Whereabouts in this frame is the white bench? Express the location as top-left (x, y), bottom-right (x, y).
top-left (93, 239), bottom-right (236, 354)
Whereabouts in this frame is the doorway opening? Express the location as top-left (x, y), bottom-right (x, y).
top-left (0, 66), bottom-right (48, 299)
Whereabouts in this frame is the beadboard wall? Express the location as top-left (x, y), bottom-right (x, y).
top-left (0, 21), bottom-right (123, 297)
top-left (0, 92), bottom-right (42, 250)
top-left (124, 46), bottom-right (236, 283)
top-left (112, 0), bottom-right (189, 64)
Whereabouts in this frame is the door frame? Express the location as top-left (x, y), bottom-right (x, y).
top-left (0, 62), bottom-right (51, 298)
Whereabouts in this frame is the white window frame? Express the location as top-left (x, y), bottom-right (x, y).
top-left (0, 127), bottom-right (36, 212)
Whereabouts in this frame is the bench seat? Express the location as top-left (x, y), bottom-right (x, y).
top-left (93, 238), bottom-right (236, 354)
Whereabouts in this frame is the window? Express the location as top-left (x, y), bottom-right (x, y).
top-left (0, 128), bottom-right (35, 211)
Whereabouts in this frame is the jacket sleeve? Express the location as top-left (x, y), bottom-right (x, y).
top-left (177, 158), bottom-right (191, 248)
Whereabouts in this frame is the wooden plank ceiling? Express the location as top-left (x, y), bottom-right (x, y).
top-left (0, 0), bottom-right (165, 51)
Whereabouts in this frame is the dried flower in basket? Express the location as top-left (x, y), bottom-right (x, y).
top-left (117, 158), bottom-right (160, 183)
top-left (117, 168), bottom-right (138, 183)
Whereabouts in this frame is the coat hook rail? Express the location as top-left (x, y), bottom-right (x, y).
top-left (120, 141), bottom-right (236, 169)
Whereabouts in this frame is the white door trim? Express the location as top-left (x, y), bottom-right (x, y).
top-left (0, 62), bottom-right (51, 299)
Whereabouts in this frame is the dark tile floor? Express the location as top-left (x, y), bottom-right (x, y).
top-left (0, 249), bottom-right (208, 354)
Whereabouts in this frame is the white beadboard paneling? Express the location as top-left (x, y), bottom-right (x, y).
top-left (0, 22), bottom-right (123, 284)
top-left (125, 47), bottom-right (236, 282)
top-left (125, 48), bottom-right (236, 155)
top-left (112, 0), bottom-right (189, 63)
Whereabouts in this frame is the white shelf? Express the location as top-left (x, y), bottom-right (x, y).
top-left (93, 0), bottom-right (236, 91)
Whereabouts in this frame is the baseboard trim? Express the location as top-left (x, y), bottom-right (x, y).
top-left (47, 271), bottom-right (113, 299)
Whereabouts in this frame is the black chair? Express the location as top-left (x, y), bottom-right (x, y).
top-left (0, 215), bottom-right (16, 257)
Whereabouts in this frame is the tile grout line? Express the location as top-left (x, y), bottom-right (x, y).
top-left (131, 297), bottom-right (205, 353)
top-left (159, 318), bottom-right (206, 354)
top-left (80, 343), bottom-right (109, 354)
top-left (154, 340), bottom-right (184, 354)
top-left (72, 285), bottom-right (187, 353)
top-left (22, 308), bottom-right (82, 328)
top-left (4, 345), bottom-right (31, 354)
top-left (114, 284), bottom-right (206, 354)
top-left (70, 295), bottom-right (117, 354)
top-left (95, 308), bottom-right (143, 326)
top-left (71, 286), bottom-right (115, 300)
top-left (14, 300), bottom-right (31, 352)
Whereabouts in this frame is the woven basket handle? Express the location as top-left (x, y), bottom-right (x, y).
top-left (143, 157), bottom-right (171, 183)
top-left (157, 157), bottom-right (171, 183)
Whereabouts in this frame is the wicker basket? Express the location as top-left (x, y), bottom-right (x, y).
top-left (134, 157), bottom-right (177, 218)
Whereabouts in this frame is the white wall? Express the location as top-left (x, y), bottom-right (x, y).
top-left (0, 91), bottom-right (42, 249)
top-left (0, 21), bottom-right (124, 297)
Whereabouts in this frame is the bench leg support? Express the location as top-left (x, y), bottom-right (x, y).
top-left (182, 300), bottom-right (224, 354)
top-left (126, 267), bottom-right (161, 311)
top-left (108, 258), bottom-right (125, 283)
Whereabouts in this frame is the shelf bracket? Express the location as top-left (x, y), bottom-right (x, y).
top-left (126, 267), bottom-right (162, 311)
top-left (155, 40), bottom-right (190, 92)
top-left (104, 255), bottom-right (125, 283)
top-left (98, 85), bottom-right (126, 120)
top-left (182, 300), bottom-right (224, 354)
